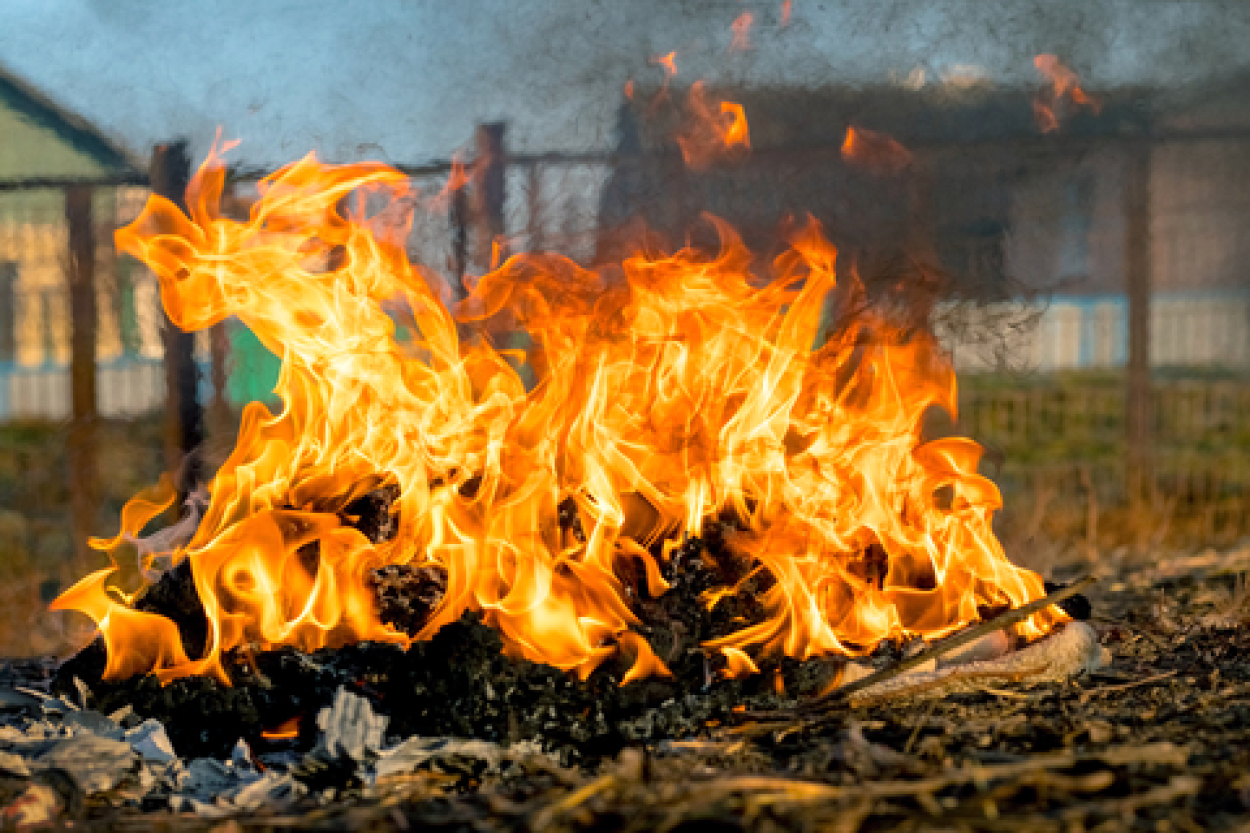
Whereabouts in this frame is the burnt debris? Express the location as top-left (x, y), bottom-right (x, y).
top-left (52, 545), bottom-right (794, 763)
top-left (1046, 579), bottom-right (1094, 621)
top-left (339, 483), bottom-right (401, 545)
top-left (47, 492), bottom-right (1098, 766)
top-left (368, 563), bottom-right (447, 636)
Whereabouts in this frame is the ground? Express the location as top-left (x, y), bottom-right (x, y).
top-left (3, 547), bottom-right (1250, 831)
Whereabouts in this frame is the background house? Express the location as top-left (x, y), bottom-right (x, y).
top-left (0, 65), bottom-right (162, 421)
top-left (597, 75), bottom-right (1250, 372)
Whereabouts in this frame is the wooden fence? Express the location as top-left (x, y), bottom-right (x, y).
top-left (959, 373), bottom-right (1250, 543)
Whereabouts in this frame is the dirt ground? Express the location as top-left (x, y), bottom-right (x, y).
top-left (0, 545), bottom-right (1241, 832)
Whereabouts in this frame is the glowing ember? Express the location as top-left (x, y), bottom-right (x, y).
top-left (261, 716), bottom-right (302, 741)
top-left (53, 141), bottom-right (1064, 686)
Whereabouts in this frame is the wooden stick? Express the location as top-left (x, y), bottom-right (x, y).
top-left (790, 575), bottom-right (1098, 715)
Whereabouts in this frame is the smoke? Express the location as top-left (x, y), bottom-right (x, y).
top-left (1, 0), bottom-right (1248, 165)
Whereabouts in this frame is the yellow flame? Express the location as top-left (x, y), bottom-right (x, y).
top-left (56, 143), bottom-right (1063, 686)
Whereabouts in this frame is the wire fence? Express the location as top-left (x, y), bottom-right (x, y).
top-left (1, 132), bottom-right (1249, 653)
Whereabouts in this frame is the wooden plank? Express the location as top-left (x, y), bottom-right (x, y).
top-left (473, 122), bottom-right (507, 270)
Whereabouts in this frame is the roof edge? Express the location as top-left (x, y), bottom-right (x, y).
top-left (0, 62), bottom-right (145, 174)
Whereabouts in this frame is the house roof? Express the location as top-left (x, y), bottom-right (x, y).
top-left (0, 63), bottom-right (141, 174)
top-left (621, 81), bottom-right (1157, 154)
top-left (1153, 69), bottom-right (1250, 134)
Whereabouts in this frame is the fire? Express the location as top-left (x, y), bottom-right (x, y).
top-left (428, 153), bottom-right (468, 212)
top-left (730, 12), bottom-right (754, 52)
top-left (652, 52), bottom-right (677, 87)
top-left (1033, 54), bottom-right (1101, 132)
top-left (262, 716), bottom-right (301, 741)
top-left (55, 142), bottom-right (1063, 686)
top-left (676, 82), bottom-right (751, 170)
top-left (841, 126), bottom-right (913, 175)
top-left (647, 52), bottom-right (679, 107)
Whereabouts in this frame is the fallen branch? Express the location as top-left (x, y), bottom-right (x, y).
top-left (783, 575), bottom-right (1098, 715)
top-left (1078, 668), bottom-right (1178, 700)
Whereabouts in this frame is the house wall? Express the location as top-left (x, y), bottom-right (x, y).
top-left (1151, 139), bottom-right (1250, 293)
top-left (1005, 149), bottom-right (1129, 297)
top-left (940, 293), bottom-right (1250, 372)
top-left (0, 181), bottom-right (169, 419)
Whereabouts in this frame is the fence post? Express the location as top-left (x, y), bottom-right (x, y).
top-left (526, 162), bottom-right (543, 252)
top-left (1125, 139), bottom-right (1154, 527)
top-left (65, 185), bottom-right (98, 568)
top-left (473, 122), bottom-right (507, 270)
top-left (150, 141), bottom-right (204, 493)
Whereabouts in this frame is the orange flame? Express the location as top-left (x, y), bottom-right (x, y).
top-left (842, 127), bottom-right (913, 175)
top-left (647, 52), bottom-right (679, 109)
top-left (652, 51), bottom-right (677, 87)
top-left (676, 82), bottom-right (751, 170)
top-left (261, 716), bottom-right (301, 741)
top-left (781, 0), bottom-right (792, 27)
top-left (730, 12), bottom-right (754, 52)
top-left (56, 142), bottom-right (1062, 686)
top-left (1033, 54), bottom-right (1101, 133)
top-left (427, 153), bottom-right (469, 213)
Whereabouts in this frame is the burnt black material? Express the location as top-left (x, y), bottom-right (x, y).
top-left (51, 538), bottom-right (802, 763)
top-left (134, 559), bottom-right (209, 659)
top-left (369, 563), bottom-right (447, 636)
top-left (340, 483), bottom-right (401, 544)
top-left (1045, 580), bottom-right (1094, 621)
top-left (50, 512), bottom-right (1083, 764)
top-left (82, 673), bottom-right (263, 759)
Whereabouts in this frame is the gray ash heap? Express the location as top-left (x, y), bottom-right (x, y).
top-left (52, 487), bottom-right (835, 764)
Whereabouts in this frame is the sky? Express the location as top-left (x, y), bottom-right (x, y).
top-left (1, 0), bottom-right (1249, 168)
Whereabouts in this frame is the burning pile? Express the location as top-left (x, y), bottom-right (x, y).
top-left (53, 143), bottom-right (1065, 698)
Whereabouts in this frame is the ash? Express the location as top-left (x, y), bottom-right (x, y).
top-left (10, 502), bottom-right (1250, 829)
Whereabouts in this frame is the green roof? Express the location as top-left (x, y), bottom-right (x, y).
top-left (0, 63), bottom-right (140, 179)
